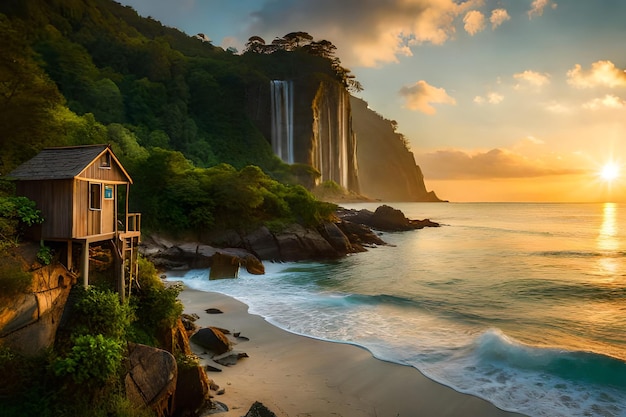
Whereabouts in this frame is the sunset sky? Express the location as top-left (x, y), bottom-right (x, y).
top-left (119, 0), bottom-right (626, 202)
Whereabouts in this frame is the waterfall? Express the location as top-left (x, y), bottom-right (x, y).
top-left (270, 80), bottom-right (294, 164)
top-left (312, 82), bottom-right (357, 191)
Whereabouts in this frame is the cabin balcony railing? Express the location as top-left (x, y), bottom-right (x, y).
top-left (125, 213), bottom-right (141, 235)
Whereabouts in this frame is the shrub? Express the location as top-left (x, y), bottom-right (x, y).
top-left (36, 242), bottom-right (53, 265)
top-left (131, 257), bottom-right (182, 338)
top-left (0, 196), bottom-right (44, 228)
top-left (0, 196), bottom-right (44, 252)
top-left (52, 334), bottom-right (123, 385)
top-left (71, 287), bottom-right (135, 340)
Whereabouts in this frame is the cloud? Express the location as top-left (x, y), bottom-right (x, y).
top-left (463, 10), bottom-right (485, 35)
top-left (582, 94), bottom-right (626, 110)
top-left (567, 60), bottom-right (626, 88)
top-left (416, 148), bottom-right (581, 179)
top-left (513, 70), bottom-right (550, 89)
top-left (399, 80), bottom-right (457, 114)
top-left (490, 8), bottom-right (510, 29)
top-left (528, 0), bottom-right (557, 19)
top-left (474, 92), bottom-right (504, 104)
top-left (247, 0), bottom-right (489, 67)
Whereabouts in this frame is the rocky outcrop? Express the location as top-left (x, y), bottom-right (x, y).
top-left (147, 317), bottom-right (213, 417)
top-left (337, 205), bottom-right (440, 232)
top-left (124, 337), bottom-right (212, 417)
top-left (142, 239), bottom-right (265, 277)
top-left (125, 343), bottom-right (178, 417)
top-left (142, 205), bottom-right (439, 269)
top-left (0, 261), bottom-right (76, 356)
top-left (350, 96), bottom-right (443, 202)
top-left (241, 223), bottom-right (344, 262)
top-left (175, 363), bottom-right (212, 416)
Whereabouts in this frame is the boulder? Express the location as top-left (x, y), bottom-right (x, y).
top-left (285, 224), bottom-right (338, 259)
top-left (240, 252), bottom-right (265, 275)
top-left (156, 317), bottom-right (193, 356)
top-left (174, 363), bottom-right (211, 416)
top-left (125, 343), bottom-right (177, 417)
top-left (245, 401), bottom-right (278, 417)
top-left (213, 351), bottom-right (249, 366)
top-left (144, 241), bottom-right (266, 275)
top-left (209, 252), bottom-right (240, 279)
top-left (272, 224), bottom-right (342, 261)
top-left (190, 327), bottom-right (232, 355)
top-left (244, 226), bottom-right (281, 260)
top-left (336, 220), bottom-right (386, 248)
top-left (318, 221), bottom-right (353, 255)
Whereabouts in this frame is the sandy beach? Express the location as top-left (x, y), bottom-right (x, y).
top-left (178, 287), bottom-right (527, 417)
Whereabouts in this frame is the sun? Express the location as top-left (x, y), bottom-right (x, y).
top-left (600, 162), bottom-right (619, 181)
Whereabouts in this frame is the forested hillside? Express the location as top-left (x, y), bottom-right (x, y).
top-left (0, 0), bottom-right (355, 234)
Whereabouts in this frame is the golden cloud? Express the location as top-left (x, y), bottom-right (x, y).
top-left (490, 8), bottom-right (510, 29)
top-left (399, 80), bottom-right (457, 114)
top-left (514, 70), bottom-right (551, 88)
top-left (463, 10), bottom-right (486, 35)
top-left (474, 92), bottom-right (504, 104)
top-left (567, 60), bottom-right (626, 89)
top-left (582, 94), bottom-right (625, 110)
top-left (416, 148), bottom-right (582, 179)
top-left (248, 0), bottom-right (487, 67)
top-left (528, 0), bottom-right (557, 19)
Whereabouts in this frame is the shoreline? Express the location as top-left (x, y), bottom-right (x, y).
top-left (178, 286), bottom-right (528, 417)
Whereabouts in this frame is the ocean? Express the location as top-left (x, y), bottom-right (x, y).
top-left (172, 202), bottom-right (626, 417)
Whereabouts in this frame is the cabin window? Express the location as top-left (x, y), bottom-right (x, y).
top-left (104, 185), bottom-right (114, 200)
top-left (89, 183), bottom-right (102, 210)
top-left (100, 153), bottom-right (111, 168)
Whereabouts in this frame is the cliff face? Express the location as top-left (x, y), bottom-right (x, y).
top-left (350, 96), bottom-right (442, 202)
top-left (264, 78), bottom-right (359, 193)
top-left (0, 259), bottom-right (75, 356)
top-left (250, 79), bottom-right (440, 201)
top-left (310, 80), bottom-right (359, 193)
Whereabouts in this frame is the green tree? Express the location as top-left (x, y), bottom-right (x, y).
top-left (0, 15), bottom-right (65, 173)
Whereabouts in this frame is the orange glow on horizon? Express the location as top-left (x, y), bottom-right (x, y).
top-left (426, 172), bottom-right (626, 203)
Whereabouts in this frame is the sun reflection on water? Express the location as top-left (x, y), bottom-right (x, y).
top-left (598, 203), bottom-right (618, 251)
top-left (596, 203), bottom-right (620, 277)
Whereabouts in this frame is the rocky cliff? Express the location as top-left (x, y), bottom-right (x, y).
top-left (350, 96), bottom-right (442, 202)
top-left (250, 78), bottom-right (441, 201)
top-left (256, 77), bottom-right (360, 192)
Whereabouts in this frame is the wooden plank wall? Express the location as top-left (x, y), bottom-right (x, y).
top-left (17, 180), bottom-right (72, 239)
top-left (79, 158), bottom-right (128, 183)
top-left (74, 180), bottom-right (89, 238)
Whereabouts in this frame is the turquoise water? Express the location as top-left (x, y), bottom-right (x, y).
top-left (175, 202), bottom-right (626, 417)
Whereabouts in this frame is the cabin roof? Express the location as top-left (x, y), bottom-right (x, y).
top-left (8, 144), bottom-right (131, 182)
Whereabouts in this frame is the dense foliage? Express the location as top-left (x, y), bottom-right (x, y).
top-left (0, 3), bottom-right (356, 415)
top-left (130, 256), bottom-right (183, 344)
top-left (0, 258), bottom-right (183, 417)
top-left (0, 191), bottom-right (43, 298)
top-left (129, 149), bottom-right (336, 234)
top-left (0, 0), bottom-right (348, 235)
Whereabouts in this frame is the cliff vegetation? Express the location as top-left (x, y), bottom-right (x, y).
top-left (0, 0), bottom-right (437, 240)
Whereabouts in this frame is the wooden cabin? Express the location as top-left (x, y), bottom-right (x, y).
top-left (9, 144), bottom-right (140, 299)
